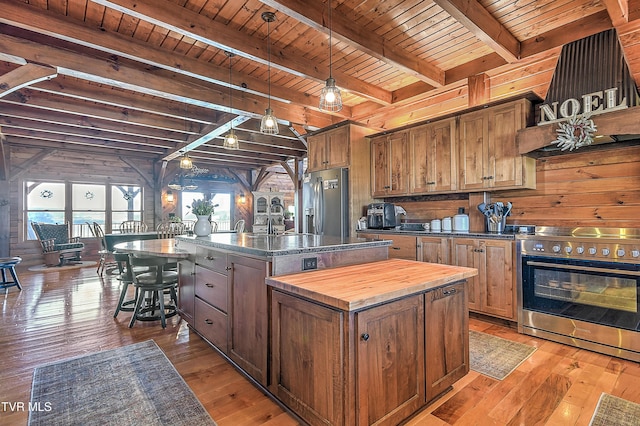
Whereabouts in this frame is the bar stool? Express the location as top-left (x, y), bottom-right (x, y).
top-left (0, 257), bottom-right (22, 291)
top-left (128, 255), bottom-right (178, 328)
top-left (113, 253), bottom-right (138, 318)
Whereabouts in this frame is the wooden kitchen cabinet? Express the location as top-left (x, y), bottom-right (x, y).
top-left (458, 99), bottom-right (535, 191)
top-left (418, 235), bottom-right (451, 264)
top-left (425, 281), bottom-right (468, 401)
top-left (177, 258), bottom-right (196, 325)
top-left (452, 237), bottom-right (515, 320)
top-left (307, 125), bottom-right (349, 171)
top-left (387, 234), bottom-right (417, 260)
top-left (227, 253), bottom-right (270, 386)
top-left (371, 131), bottom-right (410, 197)
top-left (410, 118), bottom-right (457, 194)
top-left (356, 294), bottom-right (425, 426)
top-left (193, 247), bottom-right (229, 353)
top-left (270, 290), bottom-right (425, 426)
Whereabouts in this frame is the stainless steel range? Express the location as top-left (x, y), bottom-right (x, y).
top-left (517, 227), bottom-right (640, 362)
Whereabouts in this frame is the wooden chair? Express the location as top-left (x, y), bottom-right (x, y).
top-left (31, 222), bottom-right (84, 266)
top-left (119, 220), bottom-right (148, 233)
top-left (156, 222), bottom-right (186, 239)
top-left (233, 219), bottom-right (245, 233)
top-left (181, 220), bottom-right (195, 234)
top-left (93, 222), bottom-right (116, 276)
top-left (127, 255), bottom-right (178, 328)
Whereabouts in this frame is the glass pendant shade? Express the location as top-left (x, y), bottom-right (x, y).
top-left (319, 77), bottom-right (343, 112)
top-left (168, 180), bottom-right (182, 190)
top-left (223, 129), bottom-right (239, 150)
top-left (184, 180), bottom-right (198, 190)
top-left (179, 153), bottom-right (193, 169)
top-left (260, 108), bottom-right (279, 134)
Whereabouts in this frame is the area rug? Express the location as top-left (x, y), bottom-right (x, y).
top-left (28, 260), bottom-right (97, 272)
top-left (29, 340), bottom-right (216, 426)
top-left (589, 393), bottom-right (640, 426)
top-left (469, 330), bottom-right (537, 380)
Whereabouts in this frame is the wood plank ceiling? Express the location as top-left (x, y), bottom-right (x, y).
top-left (0, 0), bottom-right (639, 175)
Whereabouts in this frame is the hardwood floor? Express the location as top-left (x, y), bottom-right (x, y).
top-left (1, 265), bottom-right (638, 425)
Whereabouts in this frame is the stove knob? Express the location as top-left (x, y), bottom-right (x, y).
top-left (588, 247), bottom-right (597, 255)
top-left (617, 249), bottom-right (626, 257)
top-left (576, 246), bottom-right (585, 254)
top-left (552, 245), bottom-right (561, 253)
top-left (602, 248), bottom-right (610, 256)
top-left (564, 246), bottom-right (572, 254)
top-left (632, 249), bottom-right (640, 258)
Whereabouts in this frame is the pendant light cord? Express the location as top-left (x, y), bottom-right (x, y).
top-left (267, 18), bottom-right (272, 109)
top-left (328, 0), bottom-right (333, 78)
top-left (228, 52), bottom-right (233, 130)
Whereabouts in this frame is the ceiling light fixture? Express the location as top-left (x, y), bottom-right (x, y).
top-left (319, 0), bottom-right (342, 112)
top-left (223, 51), bottom-right (240, 150)
top-left (260, 12), bottom-right (279, 135)
top-left (179, 151), bottom-right (193, 169)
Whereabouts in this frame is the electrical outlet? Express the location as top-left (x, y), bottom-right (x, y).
top-left (302, 257), bottom-right (318, 271)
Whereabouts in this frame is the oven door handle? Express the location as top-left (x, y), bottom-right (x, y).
top-left (526, 260), bottom-right (640, 276)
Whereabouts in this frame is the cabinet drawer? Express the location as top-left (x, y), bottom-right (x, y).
top-left (195, 265), bottom-right (228, 312)
top-left (195, 297), bottom-right (228, 353)
top-left (196, 247), bottom-right (228, 273)
top-left (387, 235), bottom-right (417, 260)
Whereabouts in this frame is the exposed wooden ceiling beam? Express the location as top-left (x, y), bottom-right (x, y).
top-left (259, 0), bottom-right (444, 87)
top-left (0, 63), bottom-right (57, 98)
top-left (89, 0), bottom-right (392, 105)
top-left (0, 33), bottom-right (333, 129)
top-left (0, 1), bottom-right (328, 117)
top-left (432, 0), bottom-right (520, 62)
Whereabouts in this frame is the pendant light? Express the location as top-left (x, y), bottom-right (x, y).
top-left (260, 12), bottom-right (279, 134)
top-left (223, 51), bottom-right (240, 150)
top-left (179, 152), bottom-right (193, 169)
top-left (319, 0), bottom-right (342, 112)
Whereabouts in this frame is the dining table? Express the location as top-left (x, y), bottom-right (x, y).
top-left (113, 238), bottom-right (192, 259)
top-left (104, 231), bottom-right (160, 252)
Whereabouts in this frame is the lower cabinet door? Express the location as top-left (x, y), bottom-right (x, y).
top-left (356, 294), bottom-right (425, 426)
top-left (195, 297), bottom-right (228, 353)
top-left (270, 290), bottom-right (344, 426)
top-left (425, 281), bottom-right (469, 401)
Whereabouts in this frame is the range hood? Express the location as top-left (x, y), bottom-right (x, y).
top-left (518, 29), bottom-right (640, 154)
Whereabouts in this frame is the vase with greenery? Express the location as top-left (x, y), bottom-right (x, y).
top-left (190, 199), bottom-right (216, 236)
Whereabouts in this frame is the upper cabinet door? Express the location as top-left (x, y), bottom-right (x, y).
top-left (307, 133), bottom-right (327, 172)
top-left (371, 135), bottom-right (390, 197)
top-left (326, 126), bottom-right (350, 169)
top-left (410, 119), bottom-right (457, 194)
top-left (458, 110), bottom-right (488, 191)
top-left (488, 101), bottom-right (527, 189)
top-left (388, 131), bottom-right (409, 195)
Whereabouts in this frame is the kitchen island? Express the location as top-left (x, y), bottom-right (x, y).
top-left (266, 259), bottom-right (478, 426)
top-left (173, 233), bottom-right (391, 386)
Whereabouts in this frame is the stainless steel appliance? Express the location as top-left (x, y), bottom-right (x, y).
top-left (366, 202), bottom-right (396, 229)
top-left (303, 168), bottom-right (349, 238)
top-left (517, 227), bottom-right (640, 361)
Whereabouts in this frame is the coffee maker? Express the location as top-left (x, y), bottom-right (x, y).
top-left (366, 202), bottom-right (396, 229)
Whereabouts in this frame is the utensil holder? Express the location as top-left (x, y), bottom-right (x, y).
top-left (486, 216), bottom-right (507, 233)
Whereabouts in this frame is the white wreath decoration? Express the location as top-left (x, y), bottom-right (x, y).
top-left (553, 114), bottom-right (596, 151)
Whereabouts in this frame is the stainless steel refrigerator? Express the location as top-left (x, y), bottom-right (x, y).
top-left (303, 168), bottom-right (349, 238)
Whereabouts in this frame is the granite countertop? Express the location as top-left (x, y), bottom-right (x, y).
top-left (357, 229), bottom-right (517, 240)
top-left (175, 232), bottom-right (392, 257)
top-left (266, 258), bottom-right (478, 311)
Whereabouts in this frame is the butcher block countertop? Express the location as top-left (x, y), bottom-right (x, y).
top-left (265, 258), bottom-right (478, 311)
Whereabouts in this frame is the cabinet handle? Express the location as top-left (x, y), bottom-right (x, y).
top-left (361, 333), bottom-right (370, 342)
top-left (190, 272), bottom-right (196, 276)
top-left (443, 288), bottom-right (458, 296)
top-left (205, 319), bottom-right (213, 325)
top-left (205, 283), bottom-right (214, 288)
top-left (225, 266), bottom-right (232, 271)
top-left (206, 256), bottom-right (215, 260)
top-left (427, 181), bottom-right (436, 185)
top-left (486, 176), bottom-right (494, 180)
top-left (391, 247), bottom-right (401, 250)
top-left (383, 185), bottom-right (391, 189)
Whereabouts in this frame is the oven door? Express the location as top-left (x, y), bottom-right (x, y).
top-left (521, 256), bottom-right (640, 331)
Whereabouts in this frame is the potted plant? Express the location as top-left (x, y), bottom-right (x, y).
top-left (189, 199), bottom-right (218, 236)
